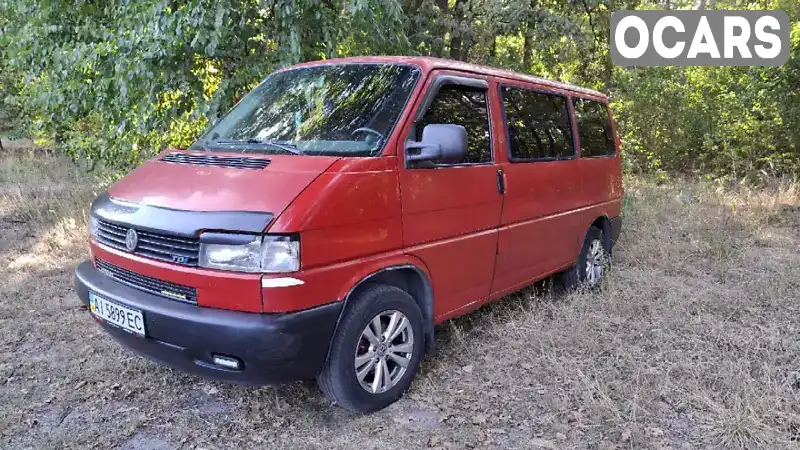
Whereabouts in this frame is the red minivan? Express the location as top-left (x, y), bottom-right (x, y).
top-left (75, 56), bottom-right (622, 412)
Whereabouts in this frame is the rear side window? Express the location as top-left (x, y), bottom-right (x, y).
top-left (416, 85), bottom-right (492, 164)
top-left (573, 98), bottom-right (616, 158)
top-left (501, 86), bottom-right (574, 161)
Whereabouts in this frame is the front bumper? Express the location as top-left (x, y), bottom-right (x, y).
top-left (74, 260), bottom-right (342, 384)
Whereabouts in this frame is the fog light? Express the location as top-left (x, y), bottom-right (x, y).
top-left (211, 354), bottom-right (242, 370)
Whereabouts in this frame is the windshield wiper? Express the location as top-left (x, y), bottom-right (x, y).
top-left (213, 139), bottom-right (303, 155)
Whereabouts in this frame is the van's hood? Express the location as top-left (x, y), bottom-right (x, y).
top-left (107, 151), bottom-right (339, 215)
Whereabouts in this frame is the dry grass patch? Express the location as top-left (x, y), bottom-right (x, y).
top-left (0, 153), bottom-right (798, 449)
top-left (430, 177), bottom-right (800, 448)
top-left (0, 149), bottom-right (114, 263)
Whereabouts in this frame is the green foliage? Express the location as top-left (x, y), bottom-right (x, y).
top-left (0, 65), bottom-right (24, 140)
top-left (0, 0), bottom-right (798, 179)
top-left (0, 12), bottom-right (23, 141)
top-left (400, 0), bottom-right (799, 180)
top-left (611, 3), bottom-right (800, 180)
top-left (0, 0), bottom-right (408, 166)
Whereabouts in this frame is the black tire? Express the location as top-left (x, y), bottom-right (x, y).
top-left (317, 284), bottom-right (425, 413)
top-left (561, 225), bottom-right (609, 290)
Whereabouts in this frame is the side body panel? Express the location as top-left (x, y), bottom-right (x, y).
top-left (575, 102), bottom-right (624, 209)
top-left (489, 80), bottom-right (585, 296)
top-left (572, 97), bottom-right (624, 250)
top-left (395, 70), bottom-right (504, 320)
top-left (490, 82), bottom-right (623, 299)
top-left (259, 250), bottom-right (434, 313)
top-left (265, 157), bottom-right (406, 312)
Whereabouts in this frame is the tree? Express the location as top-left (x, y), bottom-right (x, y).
top-left (1, 0), bottom-right (798, 179)
top-left (0, 0), bottom-right (408, 166)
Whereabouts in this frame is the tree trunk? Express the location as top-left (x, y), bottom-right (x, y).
top-left (431, 0), bottom-right (449, 57)
top-left (522, 1), bottom-right (538, 71)
top-left (450, 38), bottom-right (462, 61)
top-left (522, 32), bottom-right (534, 70)
top-left (449, 0), bottom-right (467, 61)
top-left (462, 40), bottom-right (474, 62)
top-left (694, 0), bottom-right (706, 10)
top-left (405, 0), bottom-right (424, 47)
top-left (460, 0), bottom-right (477, 62)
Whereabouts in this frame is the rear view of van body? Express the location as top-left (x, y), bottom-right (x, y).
top-left (75, 56), bottom-right (622, 412)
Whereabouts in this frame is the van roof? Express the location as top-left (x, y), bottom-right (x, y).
top-left (288, 56), bottom-right (607, 100)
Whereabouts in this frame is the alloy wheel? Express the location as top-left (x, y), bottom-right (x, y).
top-left (354, 310), bottom-right (414, 394)
top-left (585, 238), bottom-right (606, 286)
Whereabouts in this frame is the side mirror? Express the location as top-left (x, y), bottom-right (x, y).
top-left (405, 124), bottom-right (468, 164)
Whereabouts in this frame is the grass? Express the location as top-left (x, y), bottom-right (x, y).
top-left (1, 148), bottom-right (798, 449)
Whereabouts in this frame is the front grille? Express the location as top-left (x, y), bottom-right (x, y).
top-left (95, 219), bottom-right (200, 266)
top-left (160, 152), bottom-right (270, 170)
top-left (95, 258), bottom-right (198, 304)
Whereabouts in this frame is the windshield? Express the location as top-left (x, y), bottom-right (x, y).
top-left (190, 64), bottom-right (420, 157)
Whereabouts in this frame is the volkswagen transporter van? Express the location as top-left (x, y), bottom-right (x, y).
top-left (75, 56), bottom-right (623, 412)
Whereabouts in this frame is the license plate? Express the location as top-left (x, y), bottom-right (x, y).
top-left (89, 292), bottom-right (146, 337)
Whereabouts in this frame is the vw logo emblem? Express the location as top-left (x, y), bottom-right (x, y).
top-left (125, 228), bottom-right (139, 251)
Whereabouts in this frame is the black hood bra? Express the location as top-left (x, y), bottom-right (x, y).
top-left (91, 192), bottom-right (275, 237)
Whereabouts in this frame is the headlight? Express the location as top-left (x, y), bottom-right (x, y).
top-left (199, 234), bottom-right (300, 273)
top-left (88, 215), bottom-right (100, 239)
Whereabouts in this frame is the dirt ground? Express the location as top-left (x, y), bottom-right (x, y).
top-left (1, 149), bottom-right (799, 449)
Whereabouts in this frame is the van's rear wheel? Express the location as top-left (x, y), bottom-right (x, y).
top-left (318, 284), bottom-right (424, 413)
top-left (562, 225), bottom-right (609, 290)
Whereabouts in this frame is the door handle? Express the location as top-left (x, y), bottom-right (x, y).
top-left (496, 169), bottom-right (505, 195)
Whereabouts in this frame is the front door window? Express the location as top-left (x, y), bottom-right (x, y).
top-left (414, 85), bottom-right (492, 165)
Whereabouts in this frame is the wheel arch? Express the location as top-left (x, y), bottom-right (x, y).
top-left (324, 264), bottom-right (436, 367)
top-left (589, 215), bottom-right (612, 253)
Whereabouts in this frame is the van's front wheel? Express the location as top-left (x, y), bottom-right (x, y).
top-left (318, 284), bottom-right (424, 413)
